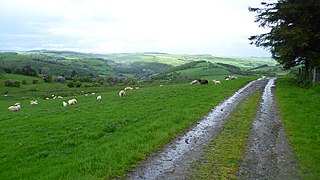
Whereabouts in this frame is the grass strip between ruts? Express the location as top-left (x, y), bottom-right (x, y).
top-left (189, 89), bottom-right (262, 179)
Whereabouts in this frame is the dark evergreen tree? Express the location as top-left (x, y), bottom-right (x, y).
top-left (249, 0), bottom-right (320, 72)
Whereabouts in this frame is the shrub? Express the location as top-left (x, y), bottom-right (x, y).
top-left (43, 74), bottom-right (53, 83)
top-left (67, 81), bottom-right (75, 88)
top-left (22, 80), bottom-right (27, 85)
top-left (75, 81), bottom-right (82, 88)
top-left (295, 73), bottom-right (312, 88)
top-left (4, 80), bottom-right (21, 87)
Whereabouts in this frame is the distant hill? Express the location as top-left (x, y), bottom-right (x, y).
top-left (0, 50), bottom-right (287, 82)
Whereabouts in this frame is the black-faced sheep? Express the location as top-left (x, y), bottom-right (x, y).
top-left (119, 90), bottom-right (126, 97)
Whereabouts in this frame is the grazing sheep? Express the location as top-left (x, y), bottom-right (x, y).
top-left (30, 100), bottom-right (38, 105)
top-left (212, 80), bottom-right (221, 85)
top-left (261, 75), bottom-right (266, 79)
top-left (8, 103), bottom-right (21, 112)
top-left (57, 96), bottom-right (63, 99)
top-left (97, 95), bottom-right (102, 101)
top-left (119, 90), bottom-right (126, 97)
top-left (228, 76), bottom-right (237, 80)
top-left (68, 99), bottom-right (77, 105)
top-left (92, 92), bottom-right (95, 95)
top-left (124, 87), bottom-right (134, 90)
top-left (190, 80), bottom-right (198, 85)
top-left (198, 79), bottom-right (208, 85)
top-left (135, 87), bottom-right (140, 89)
top-left (62, 101), bottom-right (68, 107)
top-left (46, 97), bottom-right (49, 100)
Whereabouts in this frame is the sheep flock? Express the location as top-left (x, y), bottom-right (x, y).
top-left (6, 86), bottom-right (142, 112)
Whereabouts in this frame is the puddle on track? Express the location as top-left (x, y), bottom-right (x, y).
top-left (238, 78), bottom-right (299, 179)
top-left (126, 78), bottom-right (270, 180)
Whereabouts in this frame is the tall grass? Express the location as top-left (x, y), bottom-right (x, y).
top-left (0, 77), bottom-right (255, 179)
top-left (276, 78), bottom-right (320, 179)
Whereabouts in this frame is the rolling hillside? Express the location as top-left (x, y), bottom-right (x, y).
top-left (1, 50), bottom-right (288, 84)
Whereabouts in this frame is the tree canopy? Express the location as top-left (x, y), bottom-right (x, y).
top-left (249, 0), bottom-right (320, 70)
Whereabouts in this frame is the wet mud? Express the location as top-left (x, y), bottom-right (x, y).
top-left (126, 78), bottom-right (271, 180)
top-left (238, 78), bottom-right (300, 179)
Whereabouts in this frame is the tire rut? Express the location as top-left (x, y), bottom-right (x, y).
top-left (125, 78), bottom-right (270, 180)
top-left (238, 78), bottom-right (300, 179)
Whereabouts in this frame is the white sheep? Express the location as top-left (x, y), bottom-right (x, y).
top-left (8, 103), bottom-right (21, 112)
top-left (212, 80), bottom-right (221, 85)
top-left (97, 95), bottom-right (102, 101)
top-left (135, 87), bottom-right (140, 89)
top-left (30, 100), bottom-right (38, 105)
top-left (68, 99), bottom-right (77, 105)
top-left (62, 101), bottom-right (68, 107)
top-left (57, 96), bottom-right (63, 99)
top-left (119, 90), bottom-right (126, 97)
top-left (190, 80), bottom-right (198, 85)
top-left (92, 92), bottom-right (95, 95)
top-left (124, 87), bottom-right (133, 90)
top-left (228, 76), bottom-right (237, 80)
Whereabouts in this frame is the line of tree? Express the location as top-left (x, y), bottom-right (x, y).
top-left (249, 0), bottom-right (320, 77)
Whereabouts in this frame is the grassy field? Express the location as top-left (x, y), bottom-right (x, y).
top-left (276, 78), bottom-right (320, 179)
top-left (190, 90), bottom-right (262, 179)
top-left (177, 67), bottom-right (232, 80)
top-left (0, 76), bottom-right (255, 179)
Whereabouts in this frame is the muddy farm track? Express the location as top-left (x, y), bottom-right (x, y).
top-left (125, 78), bottom-right (299, 180)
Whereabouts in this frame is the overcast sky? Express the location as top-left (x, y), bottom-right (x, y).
top-left (0, 0), bottom-right (270, 56)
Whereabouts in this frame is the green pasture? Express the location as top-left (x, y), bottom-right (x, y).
top-left (0, 76), bottom-right (255, 179)
top-left (177, 67), bottom-right (231, 80)
top-left (0, 74), bottom-right (117, 100)
top-left (276, 78), bottom-right (320, 179)
top-left (141, 54), bottom-right (188, 66)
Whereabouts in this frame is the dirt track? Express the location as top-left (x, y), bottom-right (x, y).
top-left (238, 78), bottom-right (299, 179)
top-left (125, 78), bottom-right (299, 180)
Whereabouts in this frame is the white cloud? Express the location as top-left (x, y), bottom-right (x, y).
top-left (0, 0), bottom-right (270, 56)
